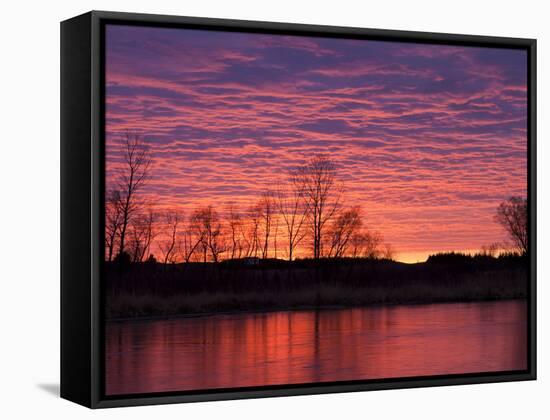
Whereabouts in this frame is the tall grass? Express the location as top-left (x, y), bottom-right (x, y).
top-left (105, 256), bottom-right (527, 320)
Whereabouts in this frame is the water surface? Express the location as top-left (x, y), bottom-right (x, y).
top-left (105, 300), bottom-right (527, 395)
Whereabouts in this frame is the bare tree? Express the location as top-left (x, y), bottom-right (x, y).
top-left (180, 226), bottom-right (204, 263)
top-left (159, 212), bottom-right (180, 265)
top-left (257, 191), bottom-right (275, 259)
top-left (240, 221), bottom-right (253, 258)
top-left (244, 205), bottom-right (261, 258)
top-left (273, 219), bottom-right (279, 259)
top-left (129, 218), bottom-right (145, 263)
top-left (116, 131), bottom-right (152, 257)
top-left (479, 242), bottom-right (501, 258)
top-left (364, 230), bottom-right (383, 259)
top-left (179, 213), bottom-right (207, 263)
top-left (105, 190), bottom-right (123, 262)
top-left (495, 196), bottom-right (528, 256)
top-left (129, 209), bottom-right (156, 262)
top-left (227, 204), bottom-right (244, 259)
top-left (295, 155), bottom-right (342, 259)
top-left (350, 230), bottom-right (383, 259)
top-left (140, 209), bottom-right (156, 261)
top-left (276, 180), bottom-right (308, 261)
top-left (382, 243), bottom-right (395, 260)
top-left (197, 234), bottom-right (209, 263)
top-left (349, 232), bottom-right (365, 258)
top-left (192, 206), bottom-right (226, 262)
top-left (326, 206), bottom-right (362, 258)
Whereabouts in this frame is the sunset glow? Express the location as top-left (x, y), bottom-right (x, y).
top-left (105, 25), bottom-right (527, 263)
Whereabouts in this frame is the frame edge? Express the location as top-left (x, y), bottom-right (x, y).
top-left (82, 10), bottom-right (537, 408)
top-left (60, 11), bottom-right (94, 408)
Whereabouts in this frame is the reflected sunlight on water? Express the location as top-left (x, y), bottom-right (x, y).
top-left (105, 300), bottom-right (527, 395)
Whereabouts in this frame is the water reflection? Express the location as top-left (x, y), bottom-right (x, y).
top-left (105, 300), bottom-right (527, 395)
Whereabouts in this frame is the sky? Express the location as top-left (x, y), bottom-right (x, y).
top-left (105, 24), bottom-right (528, 263)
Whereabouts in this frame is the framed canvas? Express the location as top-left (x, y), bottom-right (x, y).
top-left (60, 10), bottom-right (537, 408)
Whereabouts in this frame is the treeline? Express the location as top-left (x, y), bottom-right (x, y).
top-left (105, 255), bottom-right (527, 319)
top-left (426, 251), bottom-right (526, 264)
top-left (105, 132), bottom-right (394, 264)
top-left (105, 132), bottom-right (528, 266)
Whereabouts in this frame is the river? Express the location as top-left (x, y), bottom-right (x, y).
top-left (105, 299), bottom-right (527, 395)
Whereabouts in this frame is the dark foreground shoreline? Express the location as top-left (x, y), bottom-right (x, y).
top-left (106, 297), bottom-right (528, 323)
top-left (105, 254), bottom-right (527, 320)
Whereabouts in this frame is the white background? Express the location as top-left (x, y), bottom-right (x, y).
top-left (0, 0), bottom-right (547, 418)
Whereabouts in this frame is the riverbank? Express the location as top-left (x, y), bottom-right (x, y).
top-left (106, 297), bottom-right (528, 323)
top-left (105, 254), bottom-right (527, 320)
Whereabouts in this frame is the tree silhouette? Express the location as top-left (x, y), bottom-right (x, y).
top-left (129, 209), bottom-right (156, 262)
top-left (159, 211), bottom-right (180, 265)
top-left (479, 242), bottom-right (501, 258)
top-left (141, 209), bottom-right (156, 261)
top-left (295, 155), bottom-right (342, 259)
top-left (192, 206), bottom-right (226, 262)
top-left (382, 243), bottom-right (395, 260)
top-left (116, 131), bottom-right (151, 257)
top-left (245, 204), bottom-right (261, 258)
top-left (327, 206), bottom-right (362, 258)
top-left (104, 142), bottom-right (405, 264)
top-left (227, 204), bottom-right (243, 259)
top-left (363, 230), bottom-right (383, 259)
top-left (180, 223), bottom-right (204, 263)
top-left (257, 191), bottom-right (275, 259)
top-left (105, 190), bottom-right (123, 262)
top-left (495, 196), bottom-right (528, 256)
top-left (350, 230), bottom-right (383, 258)
top-left (276, 179), bottom-right (308, 261)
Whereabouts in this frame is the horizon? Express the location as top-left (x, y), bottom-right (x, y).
top-left (105, 24), bottom-right (528, 264)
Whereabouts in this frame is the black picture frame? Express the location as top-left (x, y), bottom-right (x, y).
top-left (61, 10), bottom-right (537, 409)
